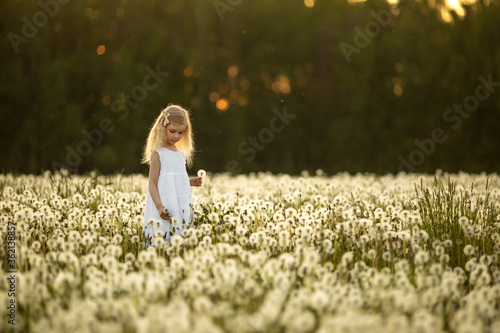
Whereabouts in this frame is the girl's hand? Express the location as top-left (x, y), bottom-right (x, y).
top-left (190, 177), bottom-right (202, 187)
top-left (158, 206), bottom-right (171, 220)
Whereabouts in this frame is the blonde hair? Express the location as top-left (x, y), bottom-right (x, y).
top-left (141, 104), bottom-right (195, 167)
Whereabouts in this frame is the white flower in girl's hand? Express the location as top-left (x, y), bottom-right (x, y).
top-left (197, 169), bottom-right (206, 178)
top-left (163, 207), bottom-right (169, 215)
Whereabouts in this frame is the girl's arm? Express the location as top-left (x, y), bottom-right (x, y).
top-left (148, 152), bottom-right (170, 220)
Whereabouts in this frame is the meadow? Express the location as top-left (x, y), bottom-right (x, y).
top-left (1, 170), bottom-right (499, 333)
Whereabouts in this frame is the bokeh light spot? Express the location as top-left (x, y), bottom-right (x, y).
top-left (394, 84), bottom-right (403, 96)
top-left (228, 65), bottom-right (239, 78)
top-left (184, 66), bottom-right (194, 77)
top-left (97, 45), bottom-right (106, 55)
top-left (272, 75), bottom-right (291, 95)
top-left (216, 99), bottom-right (229, 111)
top-left (116, 7), bottom-right (125, 18)
top-left (209, 92), bottom-right (220, 103)
top-left (304, 0), bottom-right (315, 8)
top-left (102, 95), bottom-right (111, 106)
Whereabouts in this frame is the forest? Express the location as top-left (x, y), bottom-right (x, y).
top-left (1, 0), bottom-right (499, 175)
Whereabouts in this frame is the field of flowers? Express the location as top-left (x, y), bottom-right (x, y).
top-left (1, 170), bottom-right (499, 333)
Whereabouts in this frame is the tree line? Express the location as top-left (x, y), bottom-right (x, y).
top-left (1, 0), bottom-right (499, 175)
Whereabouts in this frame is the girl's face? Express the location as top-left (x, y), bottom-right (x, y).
top-left (165, 122), bottom-right (186, 147)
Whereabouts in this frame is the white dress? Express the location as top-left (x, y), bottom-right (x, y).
top-left (143, 147), bottom-right (193, 243)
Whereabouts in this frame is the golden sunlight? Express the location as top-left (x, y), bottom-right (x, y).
top-left (446, 0), bottom-right (465, 16)
top-left (304, 0), bottom-right (315, 8)
top-left (346, 0), bottom-right (475, 22)
top-left (347, 0), bottom-right (475, 12)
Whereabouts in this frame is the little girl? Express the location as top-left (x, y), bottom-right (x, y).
top-left (141, 104), bottom-right (202, 243)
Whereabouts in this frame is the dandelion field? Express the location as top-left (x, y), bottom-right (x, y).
top-left (1, 171), bottom-right (500, 333)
